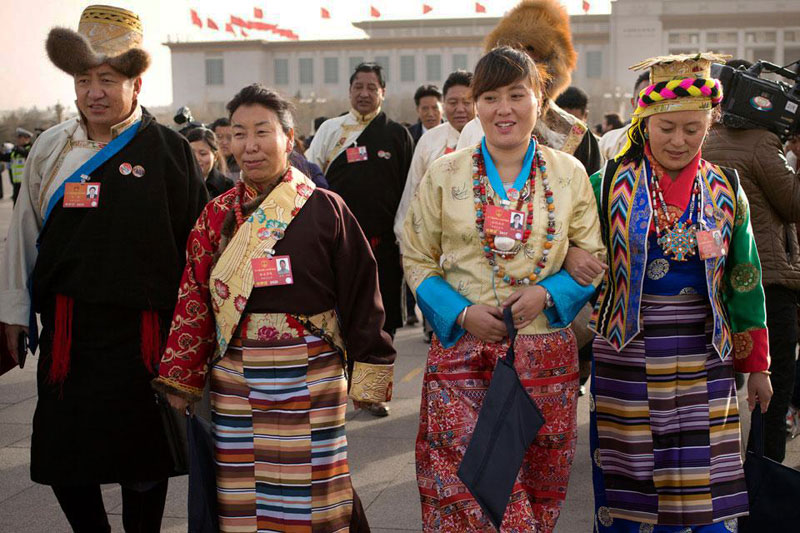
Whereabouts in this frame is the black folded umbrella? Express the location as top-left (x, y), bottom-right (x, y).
top-left (739, 405), bottom-right (800, 532)
top-left (457, 306), bottom-right (546, 530)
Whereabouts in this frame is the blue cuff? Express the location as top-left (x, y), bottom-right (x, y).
top-left (415, 276), bottom-right (472, 348)
top-left (539, 270), bottom-right (596, 328)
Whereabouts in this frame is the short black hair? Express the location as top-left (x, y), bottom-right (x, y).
top-left (349, 62), bottom-right (385, 89)
top-left (226, 84), bottom-right (294, 134)
top-left (726, 58), bottom-right (753, 70)
top-left (633, 72), bottom-right (650, 95)
top-left (443, 70), bottom-right (473, 98)
top-left (555, 86), bottom-right (588, 113)
top-left (472, 46), bottom-right (548, 101)
top-left (209, 117), bottom-right (230, 131)
top-left (414, 84), bottom-right (443, 106)
top-left (603, 113), bottom-right (624, 130)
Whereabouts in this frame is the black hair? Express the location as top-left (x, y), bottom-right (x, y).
top-left (226, 83), bottom-right (294, 134)
top-left (413, 84), bottom-right (443, 106)
top-left (184, 127), bottom-right (227, 174)
top-left (442, 70), bottom-right (473, 98)
top-left (633, 72), bottom-right (650, 94)
top-left (472, 46), bottom-right (548, 101)
top-left (603, 113), bottom-right (624, 130)
top-left (209, 117), bottom-right (231, 131)
top-left (555, 86), bottom-right (588, 113)
top-left (349, 62), bottom-right (385, 89)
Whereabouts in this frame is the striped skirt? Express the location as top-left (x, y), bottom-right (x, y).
top-left (210, 313), bottom-right (353, 533)
top-left (590, 295), bottom-right (746, 532)
top-left (416, 330), bottom-right (579, 533)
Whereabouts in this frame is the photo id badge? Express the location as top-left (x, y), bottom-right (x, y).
top-left (63, 182), bottom-right (101, 208)
top-left (346, 146), bottom-right (368, 163)
top-left (484, 205), bottom-right (524, 240)
top-left (697, 229), bottom-right (727, 260)
top-left (252, 255), bottom-right (294, 287)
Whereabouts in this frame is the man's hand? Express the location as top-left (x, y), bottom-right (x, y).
top-left (463, 304), bottom-right (507, 343)
top-left (747, 372), bottom-right (773, 413)
top-left (564, 247), bottom-right (608, 286)
top-left (3, 323), bottom-right (29, 364)
top-left (787, 135), bottom-right (800, 159)
top-left (501, 286), bottom-right (547, 330)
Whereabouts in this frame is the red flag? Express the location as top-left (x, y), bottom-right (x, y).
top-left (321, 7), bottom-right (331, 18)
top-left (475, 2), bottom-right (486, 13)
top-left (225, 23), bottom-right (235, 34)
top-left (241, 28), bottom-right (248, 37)
top-left (190, 9), bottom-right (203, 27)
top-left (370, 6), bottom-right (380, 17)
top-left (254, 7), bottom-right (263, 18)
top-left (230, 15), bottom-right (248, 28)
top-left (422, 3), bottom-right (432, 14)
top-left (206, 18), bottom-right (219, 30)
top-left (250, 21), bottom-right (276, 31)
top-left (582, 0), bottom-right (590, 12)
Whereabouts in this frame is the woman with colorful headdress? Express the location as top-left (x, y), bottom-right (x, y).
top-left (587, 53), bottom-right (773, 532)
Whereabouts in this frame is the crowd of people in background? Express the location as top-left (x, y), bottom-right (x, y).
top-left (2, 1), bottom-right (800, 532)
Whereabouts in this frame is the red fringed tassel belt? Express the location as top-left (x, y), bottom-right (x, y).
top-left (48, 295), bottom-right (163, 384)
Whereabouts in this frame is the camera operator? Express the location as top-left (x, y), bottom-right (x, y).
top-left (704, 58), bottom-right (800, 464)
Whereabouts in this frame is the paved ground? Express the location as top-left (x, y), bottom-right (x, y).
top-left (1, 195), bottom-right (800, 532)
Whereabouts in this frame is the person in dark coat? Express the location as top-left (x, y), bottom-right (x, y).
top-left (408, 84), bottom-right (443, 146)
top-left (185, 127), bottom-right (234, 199)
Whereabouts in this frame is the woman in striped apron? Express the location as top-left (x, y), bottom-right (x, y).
top-left (587, 53), bottom-right (773, 532)
top-left (155, 84), bottom-right (395, 532)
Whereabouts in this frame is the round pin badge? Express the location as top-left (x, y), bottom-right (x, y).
top-left (91, 201), bottom-right (98, 207)
top-left (507, 188), bottom-right (520, 201)
top-left (132, 165), bottom-right (145, 178)
top-left (704, 205), bottom-right (714, 217)
top-left (119, 162), bottom-right (132, 176)
top-left (257, 228), bottom-right (271, 240)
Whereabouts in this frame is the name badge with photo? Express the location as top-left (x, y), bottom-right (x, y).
top-left (252, 255), bottom-right (294, 287)
top-left (697, 229), bottom-right (727, 259)
top-left (346, 146), bottom-right (368, 163)
top-left (63, 182), bottom-right (101, 208)
top-left (484, 205), bottom-right (525, 240)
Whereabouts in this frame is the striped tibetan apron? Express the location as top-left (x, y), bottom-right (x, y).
top-left (589, 295), bottom-right (746, 532)
top-left (210, 311), bottom-right (352, 533)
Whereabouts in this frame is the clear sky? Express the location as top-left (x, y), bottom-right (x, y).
top-left (0, 0), bottom-right (611, 112)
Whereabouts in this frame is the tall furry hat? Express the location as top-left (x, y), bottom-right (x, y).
top-left (46, 5), bottom-right (150, 78)
top-left (484, 0), bottom-right (577, 100)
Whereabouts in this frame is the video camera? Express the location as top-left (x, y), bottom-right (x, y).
top-left (173, 106), bottom-right (204, 135)
top-left (711, 60), bottom-right (800, 141)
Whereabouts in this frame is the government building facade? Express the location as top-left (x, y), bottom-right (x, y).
top-left (166, 0), bottom-right (800, 132)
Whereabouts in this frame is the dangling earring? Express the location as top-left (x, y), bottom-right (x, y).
top-left (643, 129), bottom-right (649, 140)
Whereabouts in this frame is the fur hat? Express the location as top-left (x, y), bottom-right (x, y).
top-left (484, 0), bottom-right (577, 100)
top-left (46, 5), bottom-right (150, 78)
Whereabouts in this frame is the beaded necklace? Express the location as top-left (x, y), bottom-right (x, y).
top-left (472, 140), bottom-right (557, 286)
top-left (646, 154), bottom-right (700, 262)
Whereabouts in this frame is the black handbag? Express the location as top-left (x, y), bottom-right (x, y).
top-left (738, 405), bottom-right (800, 531)
top-left (188, 413), bottom-right (219, 533)
top-left (155, 391), bottom-right (190, 476)
top-left (457, 307), bottom-right (546, 530)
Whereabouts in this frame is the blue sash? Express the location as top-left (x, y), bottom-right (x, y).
top-left (30, 120), bottom-right (141, 352)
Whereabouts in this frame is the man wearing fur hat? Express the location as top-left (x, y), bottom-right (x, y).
top-left (457, 0), bottom-right (603, 176)
top-left (0, 6), bottom-right (207, 531)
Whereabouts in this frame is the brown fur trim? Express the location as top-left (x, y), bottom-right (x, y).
top-left (45, 27), bottom-right (150, 77)
top-left (484, 0), bottom-right (577, 100)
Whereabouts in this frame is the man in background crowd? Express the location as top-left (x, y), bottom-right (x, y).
top-left (704, 58), bottom-right (800, 464)
top-left (209, 117), bottom-right (239, 180)
top-left (598, 71), bottom-right (650, 160)
top-left (555, 86), bottom-right (589, 122)
top-left (408, 84), bottom-right (443, 145)
top-left (0, 128), bottom-right (33, 204)
top-left (306, 62), bottom-right (413, 416)
top-left (601, 112), bottom-right (624, 134)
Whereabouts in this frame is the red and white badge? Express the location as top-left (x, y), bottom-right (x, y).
top-left (251, 255), bottom-right (294, 287)
top-left (63, 182), bottom-right (101, 208)
top-left (346, 146), bottom-right (368, 163)
top-left (697, 229), bottom-right (727, 260)
top-left (484, 205), bottom-right (525, 240)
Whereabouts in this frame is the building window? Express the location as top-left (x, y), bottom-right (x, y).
top-left (426, 54), bottom-right (442, 81)
top-left (400, 55), bottom-right (415, 82)
top-left (374, 55), bottom-right (390, 82)
top-left (299, 58), bottom-right (314, 85)
top-left (349, 56), bottom-right (365, 75)
top-left (324, 57), bottom-right (339, 84)
top-left (586, 50), bottom-right (602, 79)
top-left (274, 58), bottom-right (289, 85)
top-left (452, 53), bottom-right (468, 71)
top-left (205, 57), bottom-right (224, 86)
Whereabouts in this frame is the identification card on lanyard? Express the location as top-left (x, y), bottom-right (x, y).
top-left (346, 146), bottom-right (368, 163)
top-left (252, 255), bottom-right (294, 287)
top-left (484, 205), bottom-right (525, 240)
top-left (697, 229), bottom-right (727, 259)
top-left (63, 182), bottom-right (101, 208)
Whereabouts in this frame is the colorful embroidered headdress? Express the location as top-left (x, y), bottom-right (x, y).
top-left (617, 52), bottom-right (730, 160)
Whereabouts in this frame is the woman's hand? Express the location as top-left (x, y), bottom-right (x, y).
top-left (165, 392), bottom-right (190, 413)
top-left (3, 324), bottom-right (29, 364)
top-left (463, 304), bottom-right (507, 343)
top-left (501, 286), bottom-right (547, 330)
top-left (747, 372), bottom-right (773, 413)
top-left (564, 247), bottom-right (608, 286)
